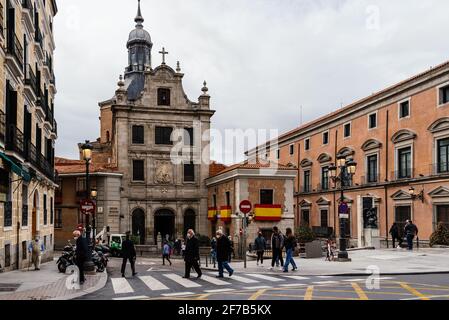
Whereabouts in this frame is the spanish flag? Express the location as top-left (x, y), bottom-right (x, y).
top-left (208, 207), bottom-right (217, 221)
top-left (219, 206), bottom-right (232, 223)
top-left (254, 204), bottom-right (282, 221)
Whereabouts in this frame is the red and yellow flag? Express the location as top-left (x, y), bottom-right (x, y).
top-left (254, 204), bottom-right (282, 221)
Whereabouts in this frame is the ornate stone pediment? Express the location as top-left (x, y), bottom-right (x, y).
top-left (155, 161), bottom-right (173, 184)
top-left (391, 129), bottom-right (417, 144)
top-left (428, 117), bottom-right (449, 134)
top-left (428, 186), bottom-right (449, 198)
top-left (299, 199), bottom-right (312, 207)
top-left (317, 153), bottom-right (332, 164)
top-left (316, 197), bottom-right (331, 206)
top-left (361, 139), bottom-right (382, 152)
top-left (337, 147), bottom-right (355, 158)
top-left (391, 190), bottom-right (412, 201)
top-left (300, 158), bottom-right (313, 168)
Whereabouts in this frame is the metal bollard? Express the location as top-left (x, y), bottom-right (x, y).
top-left (206, 255), bottom-right (208, 267)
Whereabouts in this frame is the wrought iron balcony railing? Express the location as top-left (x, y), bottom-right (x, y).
top-left (0, 3), bottom-right (4, 37)
top-left (25, 64), bottom-right (38, 96)
top-left (6, 124), bottom-right (25, 155)
top-left (0, 109), bottom-right (5, 143)
top-left (7, 32), bottom-right (24, 71)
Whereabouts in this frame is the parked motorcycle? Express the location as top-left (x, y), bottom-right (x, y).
top-left (57, 242), bottom-right (76, 273)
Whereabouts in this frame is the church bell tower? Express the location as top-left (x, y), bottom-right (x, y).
top-left (125, 0), bottom-right (153, 76)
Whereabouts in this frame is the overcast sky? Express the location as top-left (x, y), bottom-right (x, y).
top-left (54, 0), bottom-right (449, 164)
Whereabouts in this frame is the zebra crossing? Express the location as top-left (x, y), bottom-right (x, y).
top-left (110, 271), bottom-right (397, 300)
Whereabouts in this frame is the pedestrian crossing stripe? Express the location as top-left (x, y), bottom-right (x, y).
top-left (313, 281), bottom-right (339, 285)
top-left (246, 274), bottom-right (285, 282)
top-left (139, 275), bottom-right (169, 291)
top-left (243, 285), bottom-right (271, 290)
top-left (113, 295), bottom-right (149, 300)
top-left (111, 278), bottom-right (134, 294)
top-left (163, 274), bottom-right (202, 288)
top-left (200, 275), bottom-right (230, 286)
top-left (282, 276), bottom-right (310, 280)
top-left (207, 272), bottom-right (259, 284)
top-left (341, 279), bottom-right (367, 282)
top-left (162, 292), bottom-right (195, 297)
top-left (280, 283), bottom-right (308, 287)
top-left (204, 289), bottom-right (235, 293)
top-left (316, 276), bottom-right (334, 279)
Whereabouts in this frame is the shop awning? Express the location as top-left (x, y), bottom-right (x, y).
top-left (0, 152), bottom-right (32, 182)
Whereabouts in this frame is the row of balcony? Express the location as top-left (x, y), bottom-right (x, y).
top-left (0, 110), bottom-right (55, 181)
top-left (300, 167), bottom-right (449, 194)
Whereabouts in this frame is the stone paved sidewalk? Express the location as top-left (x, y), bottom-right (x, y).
top-left (202, 248), bottom-right (449, 276)
top-left (0, 259), bottom-right (107, 300)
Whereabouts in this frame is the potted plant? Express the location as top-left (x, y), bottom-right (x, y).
top-left (430, 222), bottom-right (449, 247)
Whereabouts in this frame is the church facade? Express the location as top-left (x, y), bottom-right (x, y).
top-left (95, 1), bottom-right (214, 244)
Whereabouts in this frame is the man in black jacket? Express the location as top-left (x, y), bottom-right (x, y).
top-left (404, 220), bottom-right (419, 251)
top-left (121, 232), bottom-right (137, 277)
top-left (74, 230), bottom-right (89, 285)
top-left (216, 230), bottom-right (234, 278)
top-left (183, 229), bottom-right (202, 279)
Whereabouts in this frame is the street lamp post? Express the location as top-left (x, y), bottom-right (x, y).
top-left (329, 156), bottom-right (357, 262)
top-left (91, 188), bottom-right (98, 245)
top-left (81, 140), bottom-right (95, 272)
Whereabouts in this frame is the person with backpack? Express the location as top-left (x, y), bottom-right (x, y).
top-left (216, 230), bottom-right (234, 278)
top-left (254, 232), bottom-right (267, 266)
top-left (283, 228), bottom-right (298, 272)
top-left (271, 226), bottom-right (284, 269)
top-left (162, 241), bottom-right (172, 266)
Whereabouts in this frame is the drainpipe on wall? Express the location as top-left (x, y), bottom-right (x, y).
top-left (297, 142), bottom-right (301, 228)
top-left (385, 110), bottom-right (390, 248)
top-left (333, 129), bottom-right (338, 237)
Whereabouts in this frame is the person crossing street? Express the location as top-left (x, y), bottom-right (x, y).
top-left (216, 230), bottom-right (234, 278)
top-left (121, 232), bottom-right (137, 277)
top-left (271, 226), bottom-right (284, 269)
top-left (183, 229), bottom-right (202, 279)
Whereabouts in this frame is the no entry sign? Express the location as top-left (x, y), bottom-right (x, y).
top-left (239, 200), bottom-right (252, 214)
top-left (80, 199), bottom-right (96, 215)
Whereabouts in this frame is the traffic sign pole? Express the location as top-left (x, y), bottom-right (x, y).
top-left (239, 200), bottom-right (252, 269)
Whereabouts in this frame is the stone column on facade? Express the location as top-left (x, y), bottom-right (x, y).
top-left (147, 204), bottom-right (155, 245)
top-left (176, 203), bottom-right (183, 239)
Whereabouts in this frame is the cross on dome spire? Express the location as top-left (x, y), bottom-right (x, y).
top-left (135, 0), bottom-right (144, 27)
top-left (159, 47), bottom-right (169, 64)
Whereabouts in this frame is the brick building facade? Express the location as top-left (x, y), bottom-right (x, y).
top-left (248, 60), bottom-right (449, 247)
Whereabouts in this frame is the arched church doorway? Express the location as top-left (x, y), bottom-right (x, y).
top-left (154, 209), bottom-right (175, 245)
top-left (132, 209), bottom-right (146, 244)
top-left (183, 209), bottom-right (196, 238)
top-left (32, 191), bottom-right (39, 238)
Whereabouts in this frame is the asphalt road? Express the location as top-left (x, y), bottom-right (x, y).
top-left (78, 257), bottom-right (449, 301)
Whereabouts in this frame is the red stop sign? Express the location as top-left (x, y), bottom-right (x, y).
top-left (239, 200), bottom-right (252, 214)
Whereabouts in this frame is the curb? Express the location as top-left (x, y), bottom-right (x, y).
top-left (201, 267), bottom-right (449, 277)
top-left (51, 270), bottom-right (108, 301)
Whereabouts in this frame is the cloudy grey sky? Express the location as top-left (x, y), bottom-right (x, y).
top-left (54, 0), bottom-right (449, 164)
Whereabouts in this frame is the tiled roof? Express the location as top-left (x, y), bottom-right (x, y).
top-left (209, 161), bottom-right (228, 176)
top-left (55, 157), bottom-right (119, 175)
top-left (209, 160), bottom-right (296, 178)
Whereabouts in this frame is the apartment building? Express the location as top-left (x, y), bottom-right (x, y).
top-left (0, 0), bottom-right (57, 271)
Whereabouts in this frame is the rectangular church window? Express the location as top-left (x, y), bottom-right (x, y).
top-left (158, 88), bottom-right (171, 106)
top-left (184, 162), bottom-right (195, 182)
top-left (132, 125), bottom-right (144, 144)
top-left (133, 160), bottom-right (145, 181)
top-left (155, 126), bottom-right (173, 145)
